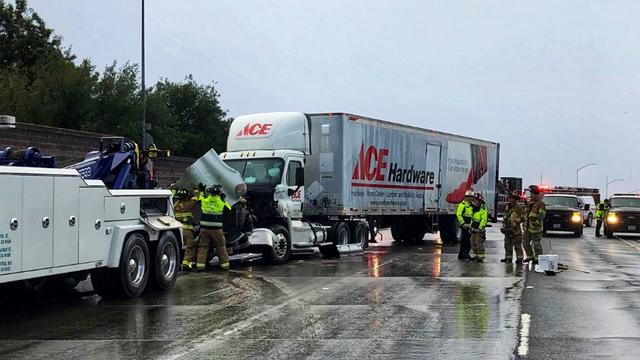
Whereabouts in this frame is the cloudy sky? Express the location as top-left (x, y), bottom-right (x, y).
top-left (29, 0), bottom-right (640, 194)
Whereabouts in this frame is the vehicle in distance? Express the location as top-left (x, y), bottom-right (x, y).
top-left (580, 196), bottom-right (596, 227)
top-left (604, 195), bottom-right (640, 238)
top-left (542, 194), bottom-right (584, 237)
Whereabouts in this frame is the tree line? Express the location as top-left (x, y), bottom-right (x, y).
top-left (0, 0), bottom-right (230, 157)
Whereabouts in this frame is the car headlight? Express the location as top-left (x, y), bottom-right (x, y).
top-left (571, 212), bottom-right (582, 223)
top-left (607, 213), bottom-right (619, 224)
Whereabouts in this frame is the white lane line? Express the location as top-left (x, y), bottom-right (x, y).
top-left (615, 235), bottom-right (640, 251)
top-left (517, 313), bottom-right (531, 357)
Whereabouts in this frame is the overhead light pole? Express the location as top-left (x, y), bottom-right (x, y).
top-left (141, 0), bottom-right (146, 150)
top-left (605, 176), bottom-right (624, 199)
top-left (576, 163), bottom-right (597, 187)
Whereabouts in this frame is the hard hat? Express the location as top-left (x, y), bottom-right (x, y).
top-left (175, 189), bottom-right (188, 199)
top-left (464, 190), bottom-right (475, 197)
top-left (207, 184), bottom-right (222, 195)
top-left (474, 193), bottom-right (485, 202)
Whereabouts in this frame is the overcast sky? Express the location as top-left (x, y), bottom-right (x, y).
top-left (29, 0), bottom-right (640, 195)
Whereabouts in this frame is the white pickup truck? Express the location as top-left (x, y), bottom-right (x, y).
top-left (0, 166), bottom-right (183, 298)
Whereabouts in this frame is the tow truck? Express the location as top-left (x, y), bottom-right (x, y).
top-left (0, 116), bottom-right (182, 298)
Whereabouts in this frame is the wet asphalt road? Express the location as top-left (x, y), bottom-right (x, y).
top-left (0, 225), bottom-right (638, 359)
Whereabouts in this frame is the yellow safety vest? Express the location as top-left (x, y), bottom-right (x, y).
top-left (200, 194), bottom-right (231, 229)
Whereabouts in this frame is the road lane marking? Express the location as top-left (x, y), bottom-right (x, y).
top-left (517, 313), bottom-right (531, 357)
top-left (614, 235), bottom-right (640, 251)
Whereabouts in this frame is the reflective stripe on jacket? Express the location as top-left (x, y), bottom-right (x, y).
top-left (200, 194), bottom-right (231, 229)
top-left (456, 200), bottom-right (473, 225)
top-left (595, 202), bottom-right (609, 220)
top-left (525, 200), bottom-right (546, 234)
top-left (471, 205), bottom-right (488, 230)
top-left (174, 199), bottom-right (198, 230)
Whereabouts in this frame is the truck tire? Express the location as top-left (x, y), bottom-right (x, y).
top-left (151, 231), bottom-right (179, 291)
top-left (319, 244), bottom-right (340, 259)
top-left (574, 227), bottom-right (583, 237)
top-left (439, 216), bottom-right (461, 244)
top-left (605, 229), bottom-right (614, 239)
top-left (118, 233), bottom-right (150, 298)
top-left (351, 221), bottom-right (369, 250)
top-left (390, 223), bottom-right (406, 242)
top-left (333, 222), bottom-right (351, 246)
top-left (263, 224), bottom-right (291, 265)
top-left (90, 268), bottom-right (117, 298)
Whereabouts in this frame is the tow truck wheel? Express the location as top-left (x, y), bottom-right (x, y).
top-left (151, 231), bottom-right (179, 291)
top-left (118, 233), bottom-right (150, 298)
top-left (351, 221), bottom-right (369, 250)
top-left (263, 224), bottom-right (291, 265)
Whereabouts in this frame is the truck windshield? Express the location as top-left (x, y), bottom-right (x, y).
top-left (611, 197), bottom-right (640, 208)
top-left (543, 196), bottom-right (579, 208)
top-left (225, 158), bottom-right (284, 187)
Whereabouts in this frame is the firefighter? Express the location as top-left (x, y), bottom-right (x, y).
top-left (174, 189), bottom-right (200, 271)
top-left (470, 193), bottom-right (488, 262)
top-left (523, 185), bottom-right (546, 263)
top-left (198, 184), bottom-right (232, 271)
top-left (456, 190), bottom-right (475, 260)
top-left (501, 191), bottom-right (524, 264)
top-left (595, 199), bottom-right (610, 237)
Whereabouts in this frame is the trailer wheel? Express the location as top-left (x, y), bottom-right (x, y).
top-left (118, 233), bottom-right (150, 298)
top-left (333, 222), bottom-right (351, 246)
top-left (263, 224), bottom-right (291, 265)
top-left (351, 221), bottom-right (369, 250)
top-left (319, 244), bottom-right (340, 259)
top-left (151, 231), bottom-right (180, 291)
top-left (439, 216), bottom-right (461, 244)
top-left (390, 224), bottom-right (406, 242)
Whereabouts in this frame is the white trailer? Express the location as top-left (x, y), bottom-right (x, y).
top-left (182, 112), bottom-right (499, 261)
top-left (0, 166), bottom-right (183, 298)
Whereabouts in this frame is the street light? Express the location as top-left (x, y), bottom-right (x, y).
top-left (605, 176), bottom-right (624, 199)
top-left (576, 163), bottom-right (597, 187)
top-left (141, 0), bottom-right (146, 150)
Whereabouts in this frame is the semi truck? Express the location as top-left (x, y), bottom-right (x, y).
top-left (183, 112), bottom-right (499, 261)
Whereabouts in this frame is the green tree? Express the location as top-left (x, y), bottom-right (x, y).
top-left (151, 76), bottom-right (230, 157)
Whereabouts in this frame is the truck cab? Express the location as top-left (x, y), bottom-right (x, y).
top-left (604, 195), bottom-right (640, 238)
top-left (542, 194), bottom-right (584, 237)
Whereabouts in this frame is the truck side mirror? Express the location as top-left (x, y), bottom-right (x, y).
top-left (296, 167), bottom-right (304, 187)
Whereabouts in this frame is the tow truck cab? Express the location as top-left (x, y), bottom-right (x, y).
top-left (604, 195), bottom-right (640, 238)
top-left (542, 194), bottom-right (585, 237)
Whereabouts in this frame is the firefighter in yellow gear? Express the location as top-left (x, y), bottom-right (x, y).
top-left (456, 190), bottom-right (475, 260)
top-left (523, 185), bottom-right (546, 263)
top-left (174, 189), bottom-right (201, 271)
top-left (595, 199), bottom-right (610, 237)
top-left (198, 185), bottom-right (232, 271)
top-left (501, 191), bottom-right (524, 263)
top-left (470, 193), bottom-right (488, 262)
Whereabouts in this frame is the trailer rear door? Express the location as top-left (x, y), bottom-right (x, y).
top-left (425, 143), bottom-right (442, 210)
